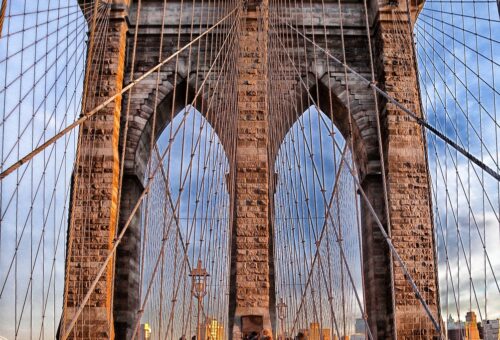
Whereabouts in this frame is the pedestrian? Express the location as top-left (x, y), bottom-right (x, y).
top-left (295, 332), bottom-right (306, 340)
top-left (262, 329), bottom-right (273, 340)
top-left (248, 331), bottom-right (259, 340)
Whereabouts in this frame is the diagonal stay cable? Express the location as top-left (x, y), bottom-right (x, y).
top-left (281, 20), bottom-right (500, 182)
top-left (270, 22), bottom-right (441, 333)
top-left (328, 134), bottom-right (444, 335)
top-left (0, 6), bottom-right (238, 181)
top-left (428, 126), bottom-right (496, 318)
top-left (286, 143), bottom-right (373, 340)
top-left (266, 31), bottom-right (368, 326)
top-left (0, 6), bottom-right (107, 298)
top-left (423, 7), bottom-right (500, 24)
top-left (2, 2), bottom-right (92, 18)
top-left (415, 13), bottom-right (500, 68)
top-left (417, 43), bottom-right (500, 227)
top-left (419, 12), bottom-right (500, 45)
top-left (0, 6), bottom-right (91, 42)
top-left (415, 38), bottom-right (500, 221)
top-left (415, 19), bottom-right (500, 132)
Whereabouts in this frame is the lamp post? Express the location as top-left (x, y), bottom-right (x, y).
top-left (190, 260), bottom-right (209, 340)
top-left (277, 298), bottom-right (287, 340)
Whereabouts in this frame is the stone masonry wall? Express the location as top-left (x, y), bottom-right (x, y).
top-left (229, 1), bottom-right (274, 337)
top-left (377, 2), bottom-right (440, 338)
top-left (63, 4), bottom-right (128, 339)
top-left (361, 175), bottom-right (395, 339)
top-left (113, 176), bottom-right (142, 339)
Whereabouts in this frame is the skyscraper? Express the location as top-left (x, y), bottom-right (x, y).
top-left (483, 319), bottom-right (500, 340)
top-left (201, 317), bottom-right (225, 340)
top-left (465, 312), bottom-right (481, 340)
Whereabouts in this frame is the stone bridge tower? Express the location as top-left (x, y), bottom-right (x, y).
top-left (63, 0), bottom-right (440, 339)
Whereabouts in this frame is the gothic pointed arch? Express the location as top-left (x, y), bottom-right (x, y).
top-left (114, 85), bottom-right (233, 338)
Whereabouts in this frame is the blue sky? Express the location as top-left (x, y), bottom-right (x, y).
top-left (273, 106), bottom-right (363, 335)
top-left (138, 106), bottom-right (231, 339)
top-left (416, 0), bottom-right (500, 322)
top-left (0, 1), bottom-right (86, 339)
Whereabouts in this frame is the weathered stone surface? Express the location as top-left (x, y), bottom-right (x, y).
top-left (63, 4), bottom-right (129, 339)
top-left (229, 1), bottom-right (275, 337)
top-left (65, 0), bottom-right (439, 339)
top-left (375, 2), bottom-right (440, 338)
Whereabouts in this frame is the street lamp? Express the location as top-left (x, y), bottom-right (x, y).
top-left (190, 260), bottom-right (209, 339)
top-left (277, 298), bottom-right (287, 340)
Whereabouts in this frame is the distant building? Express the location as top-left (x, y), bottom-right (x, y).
top-left (447, 315), bottom-right (465, 340)
top-left (446, 312), bottom-right (498, 340)
top-left (138, 323), bottom-right (151, 340)
top-left (351, 335), bottom-right (366, 340)
top-left (200, 317), bottom-right (224, 340)
top-left (310, 322), bottom-right (321, 340)
top-left (351, 318), bottom-right (366, 340)
top-left (298, 323), bottom-right (331, 340)
top-left (354, 319), bottom-right (366, 334)
top-left (483, 319), bottom-right (500, 340)
top-left (321, 329), bottom-right (331, 340)
top-left (465, 312), bottom-right (481, 340)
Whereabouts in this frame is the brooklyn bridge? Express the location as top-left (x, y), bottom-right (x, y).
top-left (0, 0), bottom-right (498, 339)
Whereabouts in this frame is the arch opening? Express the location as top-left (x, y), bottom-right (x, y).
top-left (272, 105), bottom-right (365, 339)
top-left (129, 79), bottom-right (233, 184)
top-left (117, 105), bottom-right (232, 340)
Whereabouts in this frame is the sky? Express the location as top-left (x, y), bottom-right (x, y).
top-left (0, 1), bottom-right (87, 339)
top-left (415, 0), bottom-right (500, 322)
top-left (138, 106), bottom-right (231, 339)
top-left (273, 106), bottom-right (363, 335)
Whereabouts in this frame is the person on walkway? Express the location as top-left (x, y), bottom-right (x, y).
top-left (261, 329), bottom-right (273, 340)
top-left (247, 331), bottom-right (259, 340)
top-left (295, 332), bottom-right (306, 340)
